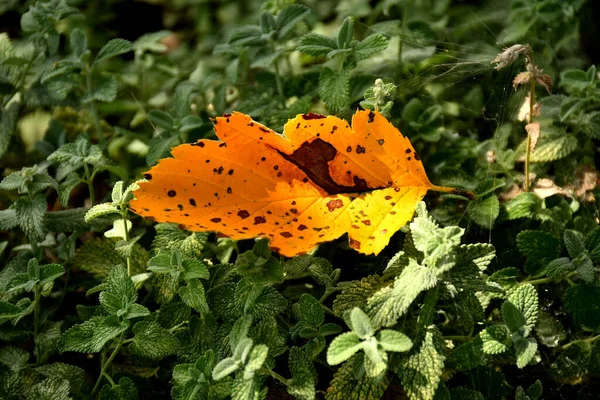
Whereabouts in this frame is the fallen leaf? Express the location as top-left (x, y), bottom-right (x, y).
top-left (131, 110), bottom-right (472, 257)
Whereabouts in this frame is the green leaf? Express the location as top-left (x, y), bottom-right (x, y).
top-left (467, 195), bottom-right (500, 228)
top-left (147, 109), bottom-right (174, 130)
top-left (244, 344), bottom-right (268, 379)
top-left (276, 4), bottom-right (310, 40)
top-left (234, 279), bottom-right (287, 319)
top-left (319, 66), bottom-right (350, 114)
top-left (326, 355), bottom-right (389, 400)
top-left (367, 260), bottom-right (438, 328)
top-left (95, 38), bottom-right (133, 64)
top-left (348, 307), bottom-right (373, 339)
top-left (0, 346), bottom-right (29, 373)
top-left (132, 30), bottom-right (170, 54)
top-left (564, 230), bottom-right (586, 259)
top-left (29, 378), bottom-right (70, 400)
top-left (529, 135), bottom-right (578, 163)
top-left (561, 69), bottom-right (592, 92)
top-left (298, 294), bottom-right (324, 327)
top-left (525, 379), bottom-right (543, 400)
top-left (377, 330), bottom-right (413, 353)
top-left (327, 332), bottom-right (362, 365)
top-left (288, 347), bottom-right (316, 400)
top-left (502, 301), bottom-right (527, 333)
top-left (0, 166), bottom-right (57, 195)
top-left (398, 331), bottom-right (445, 400)
top-left (58, 315), bottom-right (129, 353)
top-left (129, 321), bottom-right (179, 360)
top-left (228, 25), bottom-right (264, 47)
top-left (353, 34), bottom-right (388, 62)
top-left (504, 192), bottom-right (542, 220)
top-left (517, 231), bottom-right (561, 275)
top-left (574, 254), bottom-right (595, 283)
top-left (86, 75), bottom-right (117, 103)
top-left (99, 377), bottom-right (138, 400)
top-left (479, 325), bottom-right (510, 354)
top-left (99, 265), bottom-right (137, 316)
top-left (70, 28), bottom-right (87, 58)
top-left (213, 357), bottom-right (240, 381)
top-left (14, 193), bottom-right (47, 241)
top-left (515, 337), bottom-right (537, 369)
top-left (297, 33), bottom-right (337, 57)
top-left (507, 284), bottom-right (538, 335)
top-left (446, 338), bottom-right (486, 372)
top-left (332, 275), bottom-right (388, 316)
top-left (235, 246), bottom-right (283, 284)
top-left (564, 283), bottom-right (600, 330)
top-left (449, 388), bottom-right (484, 400)
top-left (45, 208), bottom-right (88, 232)
top-left (179, 279), bottom-right (209, 314)
top-left (35, 362), bottom-right (86, 395)
top-left (337, 17), bottom-right (355, 49)
top-left (75, 237), bottom-right (149, 279)
top-left (0, 102), bottom-right (19, 159)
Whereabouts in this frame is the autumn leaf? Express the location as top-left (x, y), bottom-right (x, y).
top-left (131, 110), bottom-right (472, 257)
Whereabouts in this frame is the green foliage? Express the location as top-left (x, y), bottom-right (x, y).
top-left (1, 0), bottom-right (599, 398)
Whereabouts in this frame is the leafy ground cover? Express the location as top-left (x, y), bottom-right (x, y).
top-left (0, 0), bottom-right (599, 399)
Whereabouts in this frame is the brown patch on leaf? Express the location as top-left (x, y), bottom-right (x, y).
top-left (525, 122), bottom-right (541, 153)
top-left (326, 199), bottom-right (344, 212)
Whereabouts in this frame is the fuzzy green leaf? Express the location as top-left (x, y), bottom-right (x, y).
top-left (0, 346), bottom-right (29, 373)
top-left (288, 347), bottom-right (316, 400)
top-left (377, 330), bottom-right (413, 353)
top-left (298, 294), bottom-right (324, 327)
top-left (399, 331), bottom-right (445, 400)
top-left (479, 325), bottom-right (510, 354)
top-left (502, 301), bottom-right (527, 333)
top-left (14, 193), bottom-right (47, 242)
top-left (564, 230), bottom-right (586, 259)
top-left (35, 362), bottom-right (86, 395)
top-left (564, 283), bottom-right (600, 330)
top-left (507, 284), bottom-right (538, 335)
top-left (333, 275), bottom-right (388, 316)
top-left (129, 321), bottom-right (179, 360)
top-left (297, 33), bottom-right (337, 57)
top-left (69, 28), bottom-right (87, 58)
top-left (276, 4), bottom-right (310, 40)
top-left (179, 279), bottom-right (209, 314)
top-left (515, 337), bottom-right (537, 369)
top-left (367, 260), bottom-right (438, 328)
top-left (529, 135), bottom-right (578, 162)
top-left (99, 377), bottom-right (138, 400)
top-left (349, 307), bottom-right (373, 339)
top-left (517, 231), bottom-right (561, 275)
top-left (58, 315), bottom-right (129, 353)
top-left (504, 193), bottom-right (542, 220)
top-left (95, 38), bottom-right (133, 64)
top-left (29, 378), bottom-right (70, 400)
top-left (468, 195), bottom-right (500, 228)
top-left (326, 355), bottom-right (389, 400)
top-left (353, 34), bottom-right (388, 62)
top-left (319, 66), bottom-right (349, 114)
top-left (327, 332), bottom-right (362, 365)
top-left (0, 102), bottom-right (19, 159)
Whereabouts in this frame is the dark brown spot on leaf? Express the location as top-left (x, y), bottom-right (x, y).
top-left (385, 196), bottom-right (393, 200)
top-left (280, 232), bottom-right (293, 238)
top-left (254, 216), bottom-right (266, 224)
top-left (378, 139), bottom-right (385, 145)
top-left (349, 238), bottom-right (361, 249)
top-left (301, 112), bottom-right (326, 120)
top-left (362, 220), bottom-right (371, 225)
top-left (368, 110), bottom-right (375, 123)
top-left (210, 218), bottom-right (222, 223)
top-left (346, 146), bottom-right (352, 153)
top-left (144, 173), bottom-right (152, 180)
top-left (326, 199), bottom-right (344, 212)
top-left (227, 187), bottom-right (232, 194)
top-left (298, 224), bottom-right (308, 231)
top-left (356, 145), bottom-right (366, 154)
top-left (228, 169), bottom-right (234, 175)
top-left (167, 190), bottom-right (176, 197)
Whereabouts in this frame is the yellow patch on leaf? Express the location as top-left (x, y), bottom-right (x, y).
top-left (131, 110), bottom-right (470, 257)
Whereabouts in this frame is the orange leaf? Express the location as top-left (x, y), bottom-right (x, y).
top-left (131, 110), bottom-right (471, 257)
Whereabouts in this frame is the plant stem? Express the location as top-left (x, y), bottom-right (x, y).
top-left (524, 271), bottom-right (577, 286)
top-left (273, 57), bottom-right (285, 101)
top-left (397, 0), bottom-right (410, 67)
top-left (82, 163), bottom-right (95, 206)
top-left (525, 78), bottom-right (535, 192)
top-left (85, 64), bottom-right (105, 147)
top-left (34, 284), bottom-right (41, 365)
top-left (122, 213), bottom-right (132, 276)
top-left (561, 333), bottom-right (600, 350)
top-left (259, 367), bottom-right (288, 386)
top-left (92, 332), bottom-right (125, 396)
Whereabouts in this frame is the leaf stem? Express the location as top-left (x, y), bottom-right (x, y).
top-left (259, 367), bottom-right (288, 386)
top-left (397, 0), bottom-right (410, 66)
top-left (273, 58), bottom-right (285, 101)
top-left (122, 212), bottom-right (131, 276)
top-left (85, 64), bottom-right (105, 147)
top-left (525, 78), bottom-right (535, 192)
top-left (82, 162), bottom-right (95, 206)
top-left (34, 284), bottom-right (41, 365)
top-left (523, 271), bottom-right (577, 286)
top-left (92, 332), bottom-right (125, 396)
top-left (560, 333), bottom-right (600, 351)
